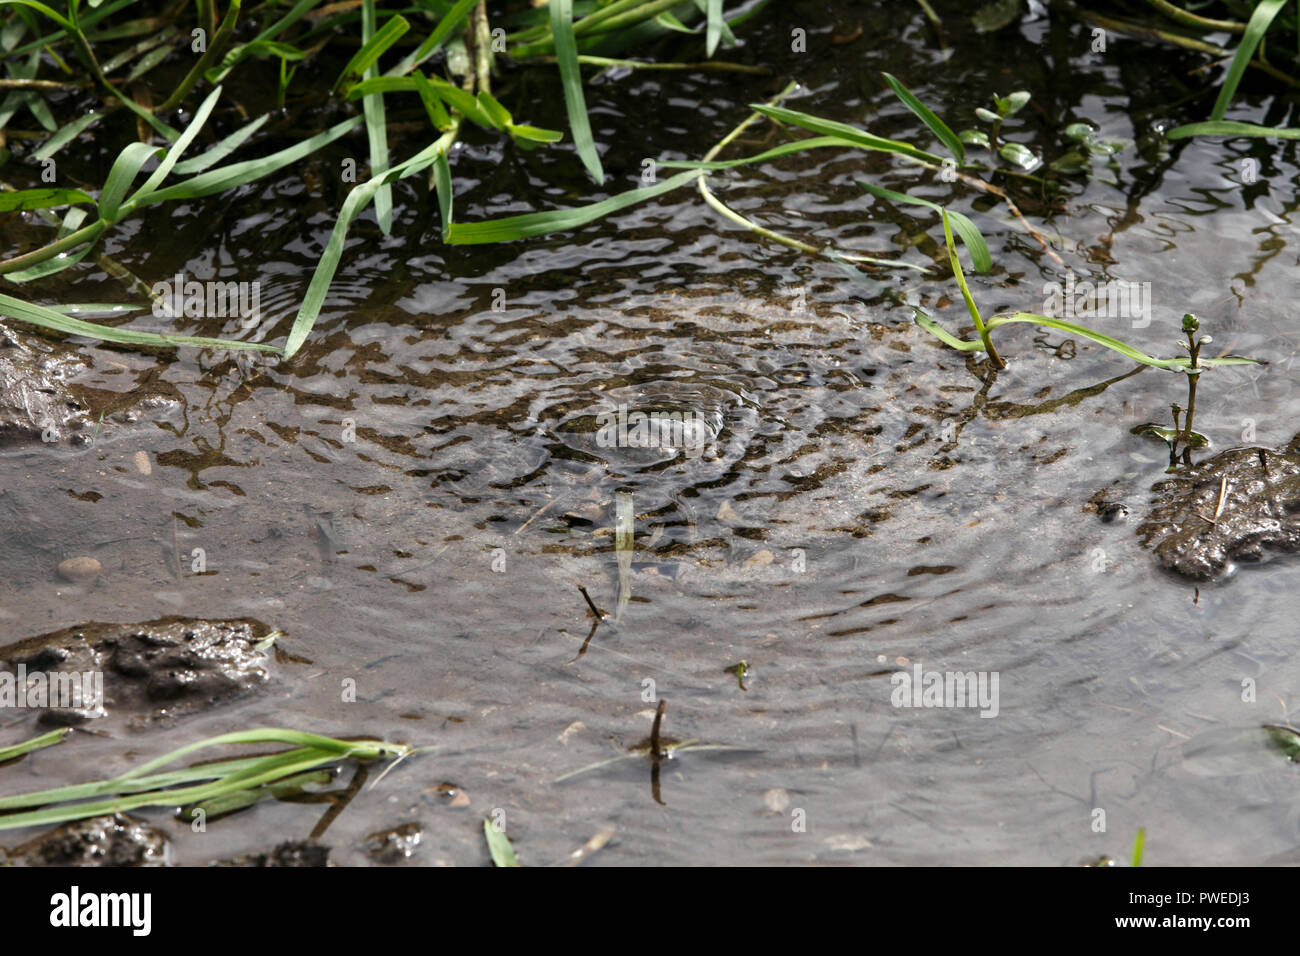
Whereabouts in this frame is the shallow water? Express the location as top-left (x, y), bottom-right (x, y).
top-left (4, 1), bottom-right (1300, 865)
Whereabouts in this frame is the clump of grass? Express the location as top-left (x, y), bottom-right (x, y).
top-left (0, 0), bottom-right (762, 358)
top-left (0, 727), bottom-right (412, 831)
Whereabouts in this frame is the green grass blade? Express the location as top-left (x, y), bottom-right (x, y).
top-left (284, 130), bottom-right (459, 358)
top-left (33, 109), bottom-right (101, 161)
top-left (170, 113), bottom-right (270, 175)
top-left (96, 141), bottom-right (162, 222)
top-left (359, 0), bottom-right (393, 234)
top-left (985, 313), bottom-right (1260, 369)
top-left (752, 104), bottom-right (944, 164)
top-left (390, 0), bottom-right (475, 76)
top-left (433, 144), bottom-right (453, 238)
top-left (1211, 0), bottom-right (1286, 121)
top-left (1166, 119), bottom-right (1300, 140)
top-left (552, 0), bottom-right (604, 184)
top-left (444, 168), bottom-right (701, 244)
top-left (0, 187), bottom-right (94, 211)
top-left (912, 307), bottom-right (984, 352)
top-left (335, 9), bottom-right (408, 90)
top-left (0, 728), bottom-right (70, 764)
top-left (126, 116), bottom-right (363, 209)
top-left (704, 0), bottom-right (722, 55)
top-left (882, 72), bottom-right (964, 164)
top-left (858, 181), bottom-right (991, 272)
top-left (661, 134), bottom-right (858, 170)
top-left (129, 84), bottom-right (223, 203)
top-left (484, 818), bottom-right (521, 866)
top-left (0, 292), bottom-right (280, 352)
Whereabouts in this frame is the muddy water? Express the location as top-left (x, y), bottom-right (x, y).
top-left (4, 1), bottom-right (1300, 865)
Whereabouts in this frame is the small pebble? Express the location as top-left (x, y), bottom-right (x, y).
top-left (57, 557), bottom-right (101, 583)
top-left (764, 788), bottom-right (791, 814)
top-left (133, 450), bottom-right (152, 475)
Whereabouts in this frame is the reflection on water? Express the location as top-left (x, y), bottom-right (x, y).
top-left (4, 1), bottom-right (1300, 865)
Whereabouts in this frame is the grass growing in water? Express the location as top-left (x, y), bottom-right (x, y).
top-left (0, 727), bottom-right (413, 831)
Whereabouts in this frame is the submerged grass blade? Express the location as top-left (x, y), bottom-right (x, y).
top-left (0, 292), bottom-right (280, 352)
top-left (0, 728), bottom-right (70, 764)
top-left (441, 168), bottom-right (701, 245)
top-left (1166, 119), bottom-right (1300, 140)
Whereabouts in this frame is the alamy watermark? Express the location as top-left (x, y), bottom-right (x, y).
top-left (151, 273), bottom-right (261, 328)
top-left (595, 403), bottom-right (711, 459)
top-left (0, 665), bottom-right (103, 711)
top-left (890, 664), bottom-right (1000, 718)
top-left (1042, 270), bottom-right (1151, 328)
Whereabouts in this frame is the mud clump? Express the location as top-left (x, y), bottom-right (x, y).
top-left (1136, 438), bottom-right (1300, 580)
top-left (1, 813), bottom-right (168, 866)
top-left (209, 841), bottom-right (331, 867)
top-left (0, 320), bottom-right (91, 446)
top-left (365, 822), bottom-right (423, 863)
top-left (0, 617), bottom-right (274, 728)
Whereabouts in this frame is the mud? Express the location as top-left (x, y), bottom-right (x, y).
top-left (0, 617), bottom-right (274, 728)
top-left (1136, 436), bottom-right (1300, 580)
top-left (0, 813), bottom-right (168, 866)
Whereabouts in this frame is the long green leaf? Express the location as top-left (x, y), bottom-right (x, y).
top-left (985, 313), bottom-right (1260, 369)
top-left (359, 0), bottom-right (393, 234)
top-left (858, 181), bottom-right (991, 273)
top-left (170, 113), bottom-right (270, 175)
top-left (390, 0), bottom-right (475, 76)
top-left (335, 10), bottom-right (408, 90)
top-left (752, 104), bottom-right (944, 164)
top-left (913, 307), bottom-right (984, 352)
top-left (443, 168), bottom-right (701, 245)
top-left (284, 129), bottom-right (460, 358)
top-left (1166, 119), bottom-right (1300, 140)
top-left (0, 292), bottom-right (280, 352)
top-left (33, 109), bottom-right (101, 162)
top-left (1211, 0), bottom-right (1286, 120)
top-left (0, 728), bottom-right (70, 764)
top-left (882, 72), bottom-right (965, 164)
top-left (96, 141), bottom-right (163, 222)
top-left (0, 187), bottom-right (94, 211)
top-left (130, 84), bottom-right (223, 204)
top-left (125, 116), bottom-right (363, 210)
top-left (553, 0), bottom-right (604, 183)
top-left (704, 0), bottom-right (722, 55)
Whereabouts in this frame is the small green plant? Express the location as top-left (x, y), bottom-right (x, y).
top-left (959, 89), bottom-right (1041, 170)
top-left (1049, 122), bottom-right (1132, 180)
top-left (0, 727), bottom-right (413, 831)
top-left (914, 214), bottom-right (1257, 377)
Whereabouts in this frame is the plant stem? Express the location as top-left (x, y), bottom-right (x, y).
top-left (0, 221), bottom-right (107, 276)
top-left (1144, 0), bottom-right (1246, 34)
top-left (473, 0), bottom-right (492, 97)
